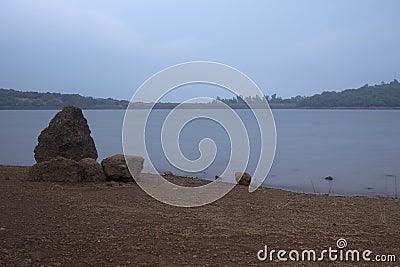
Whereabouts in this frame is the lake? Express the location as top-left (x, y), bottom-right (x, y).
top-left (1, 109), bottom-right (399, 197)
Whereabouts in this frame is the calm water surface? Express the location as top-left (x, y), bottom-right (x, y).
top-left (1, 109), bottom-right (399, 197)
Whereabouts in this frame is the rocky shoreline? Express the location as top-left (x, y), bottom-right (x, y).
top-left (0, 165), bottom-right (399, 266)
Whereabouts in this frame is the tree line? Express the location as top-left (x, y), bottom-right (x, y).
top-left (1, 79), bottom-right (399, 109)
top-left (214, 79), bottom-right (400, 108)
top-left (0, 89), bottom-right (129, 109)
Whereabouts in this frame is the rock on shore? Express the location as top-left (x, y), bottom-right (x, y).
top-left (34, 106), bottom-right (98, 163)
top-left (235, 172), bottom-right (251, 186)
top-left (29, 157), bottom-right (107, 183)
top-left (29, 157), bottom-right (82, 182)
top-left (78, 158), bottom-right (106, 182)
top-left (30, 106), bottom-right (144, 183)
top-left (101, 154), bottom-right (144, 182)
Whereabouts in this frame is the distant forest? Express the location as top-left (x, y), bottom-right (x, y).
top-left (215, 79), bottom-right (400, 108)
top-left (297, 79), bottom-right (400, 107)
top-left (0, 90), bottom-right (129, 109)
top-left (1, 79), bottom-right (400, 109)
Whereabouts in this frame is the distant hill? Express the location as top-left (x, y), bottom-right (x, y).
top-left (1, 79), bottom-right (400, 109)
top-left (216, 79), bottom-right (400, 109)
top-left (296, 79), bottom-right (400, 108)
top-left (0, 89), bottom-right (129, 110)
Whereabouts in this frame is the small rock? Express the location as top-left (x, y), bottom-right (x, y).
top-left (107, 181), bottom-right (119, 187)
top-left (163, 170), bottom-right (173, 176)
top-left (107, 181), bottom-right (114, 187)
top-left (235, 172), bottom-right (251, 186)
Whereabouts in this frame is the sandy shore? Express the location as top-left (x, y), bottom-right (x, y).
top-left (0, 166), bottom-right (399, 266)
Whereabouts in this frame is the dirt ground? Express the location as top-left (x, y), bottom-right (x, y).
top-left (0, 166), bottom-right (399, 266)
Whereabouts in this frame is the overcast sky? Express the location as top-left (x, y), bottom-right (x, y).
top-left (0, 0), bottom-right (399, 101)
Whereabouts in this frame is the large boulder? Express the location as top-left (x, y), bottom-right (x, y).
top-left (235, 172), bottom-right (251, 186)
top-left (29, 157), bottom-right (107, 183)
top-left (34, 106), bottom-right (98, 163)
top-left (101, 154), bottom-right (144, 182)
top-left (78, 158), bottom-right (106, 182)
top-left (29, 157), bottom-right (82, 182)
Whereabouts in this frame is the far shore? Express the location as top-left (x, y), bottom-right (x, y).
top-left (1, 105), bottom-right (400, 110)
